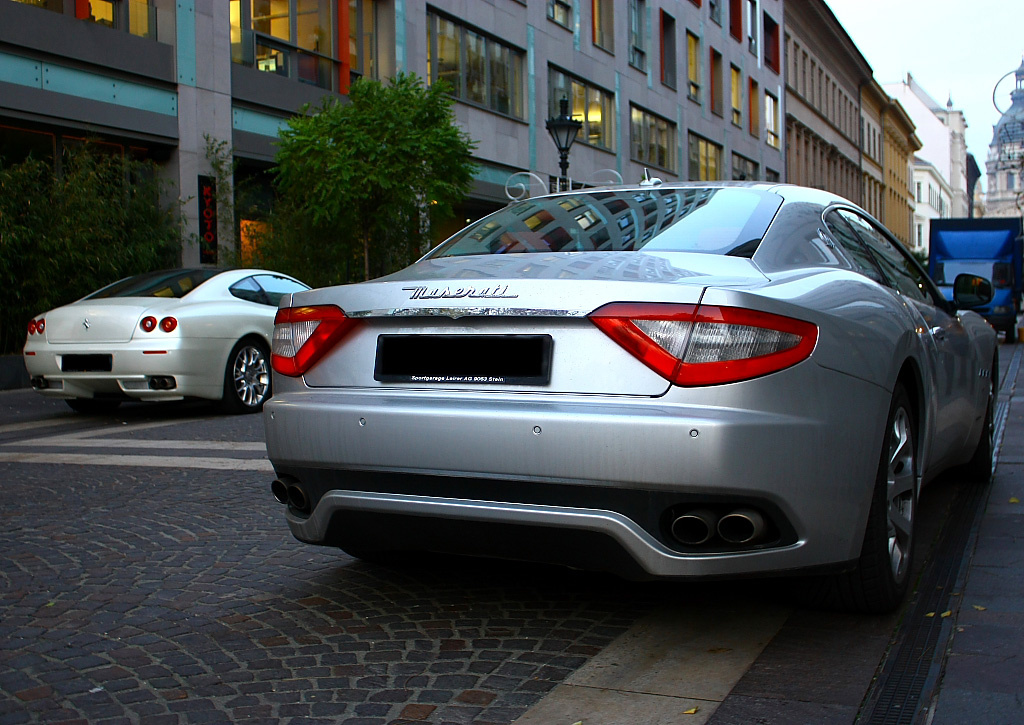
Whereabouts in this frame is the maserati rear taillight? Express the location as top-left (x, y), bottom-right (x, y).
top-left (271, 305), bottom-right (361, 377)
top-left (590, 302), bottom-right (818, 386)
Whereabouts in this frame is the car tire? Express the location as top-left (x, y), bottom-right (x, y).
top-left (1005, 324), bottom-right (1017, 344)
top-left (812, 384), bottom-right (917, 613)
top-left (65, 398), bottom-right (122, 415)
top-left (961, 356), bottom-right (997, 484)
top-left (220, 338), bottom-right (272, 414)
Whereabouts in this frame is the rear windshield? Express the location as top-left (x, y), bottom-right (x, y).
top-left (86, 269), bottom-right (223, 299)
top-left (427, 187), bottom-right (782, 259)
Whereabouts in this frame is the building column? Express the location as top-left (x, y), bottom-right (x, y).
top-left (170, 0), bottom-right (235, 266)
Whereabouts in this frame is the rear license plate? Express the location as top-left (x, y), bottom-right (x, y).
top-left (61, 354), bottom-right (113, 372)
top-left (374, 335), bottom-right (553, 385)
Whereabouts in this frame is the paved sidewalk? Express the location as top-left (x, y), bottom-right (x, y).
top-left (929, 349), bottom-right (1024, 723)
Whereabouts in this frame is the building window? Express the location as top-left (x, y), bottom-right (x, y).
top-left (549, 67), bottom-right (615, 151)
top-left (748, 78), bottom-right (759, 137)
top-left (763, 12), bottom-right (780, 74)
top-left (660, 11), bottom-right (676, 89)
top-left (732, 153), bottom-right (758, 181)
top-left (728, 0), bottom-right (742, 40)
top-left (709, 0), bottom-right (721, 25)
top-left (765, 91), bottom-right (779, 148)
top-left (628, 0), bottom-right (646, 70)
top-left (427, 12), bottom-right (526, 119)
top-left (709, 47), bottom-right (723, 117)
top-left (547, 0), bottom-right (572, 28)
top-left (765, 168), bottom-right (779, 182)
top-left (21, 0), bottom-right (157, 38)
top-left (1009, 173), bottom-right (1017, 191)
top-left (593, 0), bottom-right (614, 53)
top-left (746, 0), bottom-right (757, 55)
top-left (631, 106), bottom-right (676, 172)
top-left (688, 133), bottom-right (722, 181)
top-left (915, 181), bottom-right (922, 202)
top-left (349, 0), bottom-right (378, 80)
top-left (730, 65), bottom-right (742, 126)
top-left (686, 31), bottom-right (700, 102)
top-left (230, 0), bottom-right (338, 90)
top-left (916, 224), bottom-right (923, 247)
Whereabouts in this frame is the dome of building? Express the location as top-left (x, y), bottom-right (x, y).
top-left (992, 58), bottom-right (1024, 147)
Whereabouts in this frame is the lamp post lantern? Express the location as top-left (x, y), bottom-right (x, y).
top-left (546, 97), bottom-right (583, 192)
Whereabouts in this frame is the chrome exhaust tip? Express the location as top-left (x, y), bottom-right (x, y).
top-left (287, 483), bottom-right (310, 513)
top-left (717, 508), bottom-right (766, 544)
top-left (670, 509), bottom-right (719, 546)
top-left (271, 478), bottom-right (290, 505)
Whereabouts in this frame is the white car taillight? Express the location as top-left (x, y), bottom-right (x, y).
top-left (271, 305), bottom-right (361, 377)
top-left (589, 302), bottom-right (818, 386)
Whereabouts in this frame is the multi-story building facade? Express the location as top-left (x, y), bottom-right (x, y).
top-left (779, 0), bottom-right (921, 248)
top-left (911, 158), bottom-right (953, 253)
top-left (885, 73), bottom-right (971, 223)
top-left (0, 0), bottom-right (788, 266)
top-left (781, 0), bottom-right (867, 204)
top-left (881, 99), bottom-right (918, 247)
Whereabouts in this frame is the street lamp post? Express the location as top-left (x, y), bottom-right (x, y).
top-left (545, 97), bottom-right (583, 192)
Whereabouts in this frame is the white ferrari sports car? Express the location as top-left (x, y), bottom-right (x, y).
top-left (24, 268), bottom-right (308, 414)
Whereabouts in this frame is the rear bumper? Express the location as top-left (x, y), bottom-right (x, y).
top-left (264, 364), bottom-right (890, 578)
top-left (23, 339), bottom-right (225, 401)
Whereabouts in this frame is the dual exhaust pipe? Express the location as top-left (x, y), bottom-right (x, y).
top-left (271, 477), bottom-right (310, 513)
top-left (670, 507), bottom-right (767, 546)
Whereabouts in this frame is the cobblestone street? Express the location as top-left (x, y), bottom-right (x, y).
top-left (0, 407), bottom-right (659, 724)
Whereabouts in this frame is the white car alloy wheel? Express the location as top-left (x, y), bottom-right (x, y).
top-left (224, 340), bottom-right (271, 413)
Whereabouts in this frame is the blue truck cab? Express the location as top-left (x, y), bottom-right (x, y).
top-left (929, 218), bottom-right (1024, 342)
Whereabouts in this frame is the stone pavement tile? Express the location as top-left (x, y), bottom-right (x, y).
top-left (514, 684), bottom-right (711, 725)
top-left (969, 537), bottom-right (1024, 568)
top-left (707, 695), bottom-right (857, 725)
top-left (939, 652), bottom-right (1024, 695)
top-left (931, 688), bottom-right (1024, 725)
top-left (962, 566), bottom-right (1024, 598)
top-left (945, 622), bottom-right (1024, 657)
top-left (725, 617), bottom-right (895, 707)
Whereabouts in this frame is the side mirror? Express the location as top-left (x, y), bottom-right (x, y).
top-left (952, 273), bottom-right (994, 309)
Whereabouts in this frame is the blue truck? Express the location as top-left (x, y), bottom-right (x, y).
top-left (929, 218), bottom-right (1024, 342)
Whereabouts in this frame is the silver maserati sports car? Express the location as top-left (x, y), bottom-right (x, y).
top-left (264, 182), bottom-right (998, 612)
top-left (25, 268), bottom-right (308, 414)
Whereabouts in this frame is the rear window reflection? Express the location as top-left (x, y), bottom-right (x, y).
top-left (427, 187), bottom-right (783, 259)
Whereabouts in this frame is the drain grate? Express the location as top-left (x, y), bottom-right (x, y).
top-left (858, 344), bottom-right (1020, 724)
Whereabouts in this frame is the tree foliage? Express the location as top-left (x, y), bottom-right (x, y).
top-left (254, 73), bottom-right (477, 286)
top-left (0, 145), bottom-right (181, 354)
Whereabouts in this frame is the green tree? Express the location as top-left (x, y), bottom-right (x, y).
top-left (0, 145), bottom-right (181, 353)
top-left (257, 72), bottom-right (476, 286)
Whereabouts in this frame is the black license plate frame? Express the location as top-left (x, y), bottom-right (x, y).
top-left (374, 334), bottom-right (553, 385)
top-left (61, 354), bottom-right (113, 372)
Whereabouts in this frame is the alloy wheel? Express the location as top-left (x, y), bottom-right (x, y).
top-left (886, 406), bottom-right (915, 584)
top-left (233, 345), bottom-right (270, 408)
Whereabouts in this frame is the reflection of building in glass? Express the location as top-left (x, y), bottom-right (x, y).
top-left (433, 187), bottom-right (781, 262)
top-left (422, 249), bottom-right (696, 284)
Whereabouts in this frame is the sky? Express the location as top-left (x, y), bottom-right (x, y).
top-left (823, 0), bottom-right (1023, 189)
